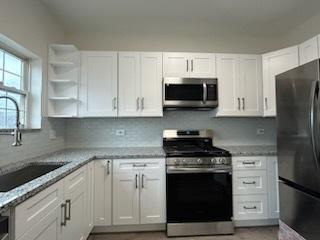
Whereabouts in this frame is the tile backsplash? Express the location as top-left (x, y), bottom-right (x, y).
top-left (0, 118), bottom-right (65, 166)
top-left (66, 111), bottom-right (277, 148)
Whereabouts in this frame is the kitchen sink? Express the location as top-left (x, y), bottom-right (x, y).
top-left (0, 163), bottom-right (67, 192)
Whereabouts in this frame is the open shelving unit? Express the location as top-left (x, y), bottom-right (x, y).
top-left (47, 44), bottom-right (80, 117)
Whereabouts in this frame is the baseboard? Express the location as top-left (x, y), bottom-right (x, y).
top-left (92, 223), bottom-right (166, 233)
top-left (234, 218), bottom-right (279, 227)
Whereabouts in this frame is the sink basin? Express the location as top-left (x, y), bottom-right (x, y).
top-left (0, 163), bottom-right (67, 192)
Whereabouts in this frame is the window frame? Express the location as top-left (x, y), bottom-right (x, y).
top-left (0, 48), bottom-right (30, 130)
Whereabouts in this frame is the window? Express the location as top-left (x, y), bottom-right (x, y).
top-left (0, 48), bottom-right (28, 129)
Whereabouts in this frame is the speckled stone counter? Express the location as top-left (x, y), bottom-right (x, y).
top-left (221, 145), bottom-right (277, 156)
top-left (0, 147), bottom-right (165, 213)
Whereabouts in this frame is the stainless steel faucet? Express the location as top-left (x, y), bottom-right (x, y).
top-left (0, 95), bottom-right (22, 146)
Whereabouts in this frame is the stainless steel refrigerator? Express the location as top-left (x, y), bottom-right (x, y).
top-left (277, 59), bottom-right (320, 240)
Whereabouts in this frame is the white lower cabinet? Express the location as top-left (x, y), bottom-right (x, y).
top-left (232, 156), bottom-right (279, 225)
top-left (112, 158), bottom-right (166, 225)
top-left (14, 165), bottom-right (91, 240)
top-left (85, 161), bottom-right (94, 236)
top-left (94, 160), bottom-right (112, 226)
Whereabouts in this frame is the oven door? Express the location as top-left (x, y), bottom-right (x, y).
top-left (166, 167), bottom-right (233, 223)
top-left (163, 78), bottom-right (218, 108)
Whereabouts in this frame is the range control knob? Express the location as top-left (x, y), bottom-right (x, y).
top-left (175, 159), bottom-right (180, 165)
top-left (211, 158), bottom-right (215, 164)
top-left (197, 158), bottom-right (202, 164)
top-left (219, 158), bottom-right (225, 164)
top-left (182, 159), bottom-right (186, 164)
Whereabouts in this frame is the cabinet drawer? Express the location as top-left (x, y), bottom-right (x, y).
top-left (14, 180), bottom-right (63, 239)
top-left (233, 195), bottom-right (268, 220)
top-left (64, 165), bottom-right (86, 197)
top-left (113, 158), bottom-right (165, 173)
top-left (232, 156), bottom-right (267, 170)
top-left (233, 170), bottom-right (267, 195)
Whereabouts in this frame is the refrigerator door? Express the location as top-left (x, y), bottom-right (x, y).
top-left (280, 181), bottom-right (320, 240)
top-left (276, 60), bottom-right (320, 193)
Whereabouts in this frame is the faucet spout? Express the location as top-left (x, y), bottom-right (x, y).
top-left (0, 95), bottom-right (22, 146)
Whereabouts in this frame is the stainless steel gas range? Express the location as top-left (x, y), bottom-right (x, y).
top-left (163, 129), bottom-right (234, 237)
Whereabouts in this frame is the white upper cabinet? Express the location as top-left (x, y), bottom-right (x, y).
top-left (216, 54), bottom-right (240, 116)
top-left (119, 52), bottom-right (163, 117)
top-left (215, 54), bottom-right (262, 117)
top-left (239, 55), bottom-right (263, 116)
top-left (118, 52), bottom-right (141, 117)
top-left (80, 51), bottom-right (118, 117)
top-left (299, 36), bottom-right (319, 65)
top-left (163, 52), bottom-right (189, 78)
top-left (262, 46), bottom-right (299, 117)
top-left (140, 52), bottom-right (163, 117)
top-left (163, 52), bottom-right (216, 78)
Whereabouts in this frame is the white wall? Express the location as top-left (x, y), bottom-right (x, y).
top-left (0, 0), bottom-right (66, 166)
top-left (66, 112), bottom-right (276, 148)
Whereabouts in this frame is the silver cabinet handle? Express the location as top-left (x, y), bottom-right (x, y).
top-left (242, 161), bottom-right (256, 165)
top-left (135, 174), bottom-right (138, 189)
top-left (203, 83), bottom-right (207, 103)
top-left (141, 97), bottom-right (144, 110)
top-left (141, 174), bottom-right (145, 188)
top-left (136, 97), bottom-right (140, 110)
top-left (61, 203), bottom-right (67, 226)
top-left (265, 97), bottom-right (268, 110)
top-left (244, 206), bottom-right (257, 210)
top-left (133, 163), bottom-right (147, 167)
top-left (243, 181), bottom-right (256, 185)
top-left (107, 160), bottom-right (110, 175)
top-left (242, 98), bottom-right (245, 110)
top-left (191, 59), bottom-right (194, 72)
top-left (186, 60), bottom-right (189, 72)
top-left (66, 199), bottom-right (71, 221)
top-left (113, 97), bottom-right (117, 110)
top-left (237, 98), bottom-right (241, 110)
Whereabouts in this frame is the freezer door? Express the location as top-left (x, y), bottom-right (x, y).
top-left (276, 60), bottom-right (320, 193)
top-left (280, 181), bottom-right (320, 240)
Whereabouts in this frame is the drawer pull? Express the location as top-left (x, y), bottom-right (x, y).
top-left (133, 163), bottom-right (147, 167)
top-left (141, 174), bottom-right (145, 188)
top-left (243, 181), bottom-right (256, 185)
top-left (66, 199), bottom-right (71, 221)
top-left (242, 161), bottom-right (256, 165)
top-left (107, 160), bottom-right (110, 175)
top-left (61, 203), bottom-right (67, 226)
top-left (243, 206), bottom-right (257, 210)
top-left (135, 174), bottom-right (139, 189)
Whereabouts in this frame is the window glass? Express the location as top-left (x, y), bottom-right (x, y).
top-left (0, 109), bottom-right (5, 129)
top-left (4, 72), bottom-right (21, 89)
top-left (0, 50), bottom-right (3, 69)
top-left (4, 53), bottom-right (22, 75)
top-left (6, 109), bottom-right (16, 129)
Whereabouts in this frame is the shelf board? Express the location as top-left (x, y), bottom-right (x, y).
top-left (49, 97), bottom-right (77, 101)
top-left (50, 61), bottom-right (75, 67)
top-left (50, 79), bottom-right (77, 84)
top-left (50, 44), bottom-right (78, 52)
top-left (48, 115), bottom-right (76, 118)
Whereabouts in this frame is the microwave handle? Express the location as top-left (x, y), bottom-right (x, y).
top-left (203, 83), bottom-right (207, 103)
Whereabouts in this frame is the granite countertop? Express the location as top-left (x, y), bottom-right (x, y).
top-left (0, 147), bottom-right (165, 213)
top-left (222, 145), bottom-right (277, 156)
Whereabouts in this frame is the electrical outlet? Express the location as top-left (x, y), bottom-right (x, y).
top-left (116, 129), bottom-right (125, 136)
top-left (49, 130), bottom-right (57, 140)
top-left (256, 129), bottom-right (265, 135)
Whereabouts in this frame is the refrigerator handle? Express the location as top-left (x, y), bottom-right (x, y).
top-left (310, 80), bottom-right (320, 168)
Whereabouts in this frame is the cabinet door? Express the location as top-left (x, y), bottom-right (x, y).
top-left (163, 52), bottom-right (189, 77)
top-left (118, 52), bottom-right (141, 117)
top-left (85, 162), bottom-right (94, 237)
top-left (189, 53), bottom-right (216, 78)
top-left (113, 171), bottom-right (140, 225)
top-left (239, 55), bottom-right (263, 116)
top-left (216, 54), bottom-right (241, 116)
top-left (267, 157), bottom-right (279, 219)
top-left (94, 160), bottom-right (112, 226)
top-left (140, 52), bottom-right (163, 117)
top-left (140, 165), bottom-right (166, 224)
top-left (299, 36), bottom-right (319, 65)
top-left (262, 46), bottom-right (299, 117)
top-left (80, 51), bottom-right (118, 117)
top-left (17, 206), bottom-right (62, 240)
top-left (62, 167), bottom-right (86, 240)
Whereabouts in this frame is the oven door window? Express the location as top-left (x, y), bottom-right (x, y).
top-left (167, 172), bottom-right (232, 223)
top-left (165, 84), bottom-right (204, 101)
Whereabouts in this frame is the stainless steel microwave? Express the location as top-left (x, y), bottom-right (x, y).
top-left (163, 77), bottom-right (218, 109)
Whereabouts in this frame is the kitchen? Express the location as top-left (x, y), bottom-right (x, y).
top-left (0, 0), bottom-right (320, 239)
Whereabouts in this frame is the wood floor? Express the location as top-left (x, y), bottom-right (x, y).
top-left (90, 226), bottom-right (278, 240)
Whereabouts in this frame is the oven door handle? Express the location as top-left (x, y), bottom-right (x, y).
top-left (167, 167), bottom-right (232, 174)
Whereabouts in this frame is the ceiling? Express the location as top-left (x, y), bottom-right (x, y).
top-left (41, 0), bottom-right (320, 37)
